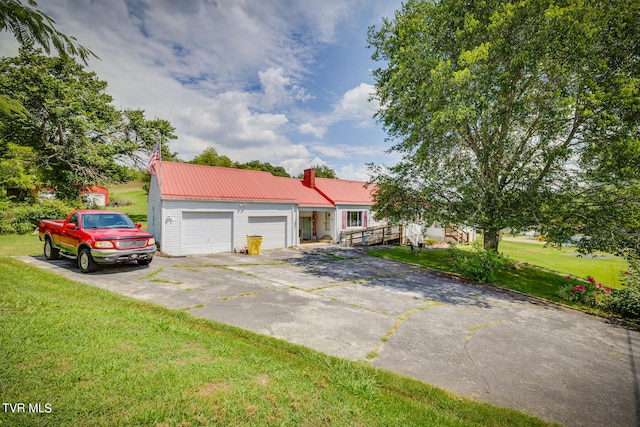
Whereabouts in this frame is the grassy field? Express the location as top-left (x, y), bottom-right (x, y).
top-left (0, 233), bottom-right (41, 257)
top-left (0, 257), bottom-right (551, 426)
top-left (0, 184), bottom-right (623, 423)
top-left (108, 181), bottom-right (148, 226)
top-left (491, 240), bottom-right (626, 287)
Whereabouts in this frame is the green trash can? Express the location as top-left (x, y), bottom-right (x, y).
top-left (246, 235), bottom-right (263, 255)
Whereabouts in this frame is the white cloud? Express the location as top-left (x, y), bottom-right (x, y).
top-left (259, 68), bottom-right (291, 109)
top-left (258, 67), bottom-right (311, 109)
top-left (334, 82), bottom-right (378, 122)
top-left (0, 0), bottom-right (402, 177)
top-left (281, 156), bottom-right (327, 178)
top-left (298, 122), bottom-right (327, 138)
top-left (337, 163), bottom-right (373, 181)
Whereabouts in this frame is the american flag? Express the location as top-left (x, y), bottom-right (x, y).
top-left (147, 142), bottom-right (160, 175)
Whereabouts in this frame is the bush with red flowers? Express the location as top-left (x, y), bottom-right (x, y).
top-left (557, 261), bottom-right (640, 319)
top-left (557, 275), bottom-right (613, 307)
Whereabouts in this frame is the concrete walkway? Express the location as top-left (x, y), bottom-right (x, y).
top-left (19, 246), bottom-right (640, 427)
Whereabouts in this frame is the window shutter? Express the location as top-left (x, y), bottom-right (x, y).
top-left (363, 211), bottom-right (368, 228)
top-left (342, 211), bottom-right (347, 229)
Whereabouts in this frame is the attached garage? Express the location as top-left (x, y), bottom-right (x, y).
top-left (181, 211), bottom-right (233, 255)
top-left (248, 216), bottom-right (287, 250)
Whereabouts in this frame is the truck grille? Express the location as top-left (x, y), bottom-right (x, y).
top-left (115, 239), bottom-right (147, 249)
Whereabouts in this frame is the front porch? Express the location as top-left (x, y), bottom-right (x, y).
top-left (299, 209), bottom-right (335, 243)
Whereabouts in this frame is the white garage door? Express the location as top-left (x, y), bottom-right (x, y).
top-left (181, 211), bottom-right (233, 255)
top-left (248, 216), bottom-right (287, 250)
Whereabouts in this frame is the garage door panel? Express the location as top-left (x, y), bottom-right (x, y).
top-left (248, 216), bottom-right (286, 250)
top-left (182, 212), bottom-right (232, 254)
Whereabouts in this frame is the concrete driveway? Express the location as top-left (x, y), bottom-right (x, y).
top-left (19, 246), bottom-right (640, 427)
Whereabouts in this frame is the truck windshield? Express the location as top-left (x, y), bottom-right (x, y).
top-left (82, 214), bottom-right (135, 229)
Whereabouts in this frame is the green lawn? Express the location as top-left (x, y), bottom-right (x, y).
top-left (0, 233), bottom-right (41, 257)
top-left (0, 257), bottom-right (552, 427)
top-left (108, 181), bottom-right (148, 225)
top-left (497, 240), bottom-right (627, 288)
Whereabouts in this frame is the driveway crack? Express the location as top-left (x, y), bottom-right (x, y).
top-left (366, 302), bottom-right (443, 360)
top-left (463, 320), bottom-right (514, 396)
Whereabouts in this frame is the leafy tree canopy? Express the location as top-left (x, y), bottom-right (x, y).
top-left (235, 160), bottom-right (290, 178)
top-left (368, 0), bottom-right (640, 254)
top-left (0, 0), bottom-right (96, 116)
top-left (0, 47), bottom-right (176, 200)
top-left (189, 147), bottom-right (233, 168)
top-left (296, 164), bottom-right (338, 179)
top-left (188, 146), bottom-right (292, 177)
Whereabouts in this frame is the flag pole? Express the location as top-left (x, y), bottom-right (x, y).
top-left (158, 141), bottom-right (162, 189)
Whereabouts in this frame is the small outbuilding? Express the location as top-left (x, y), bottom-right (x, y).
top-left (81, 185), bottom-right (109, 207)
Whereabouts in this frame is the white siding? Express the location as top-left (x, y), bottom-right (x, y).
top-left (335, 204), bottom-right (375, 242)
top-left (158, 199), bottom-right (296, 256)
top-left (424, 224), bottom-right (446, 242)
top-left (84, 193), bottom-right (106, 207)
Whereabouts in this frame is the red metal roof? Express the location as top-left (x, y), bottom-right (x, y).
top-left (314, 177), bottom-right (376, 205)
top-left (157, 162), bottom-right (374, 206)
top-left (273, 177), bottom-right (333, 207)
top-left (158, 162), bottom-right (296, 202)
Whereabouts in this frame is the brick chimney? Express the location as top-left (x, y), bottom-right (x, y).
top-left (303, 168), bottom-right (316, 188)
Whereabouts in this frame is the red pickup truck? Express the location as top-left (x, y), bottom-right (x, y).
top-left (39, 210), bottom-right (156, 273)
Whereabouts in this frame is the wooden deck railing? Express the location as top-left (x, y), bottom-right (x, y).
top-left (340, 224), bottom-right (403, 247)
top-left (445, 225), bottom-right (470, 244)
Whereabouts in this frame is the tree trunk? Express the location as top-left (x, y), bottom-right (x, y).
top-left (483, 228), bottom-right (500, 251)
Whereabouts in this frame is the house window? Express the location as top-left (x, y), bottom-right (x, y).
top-left (324, 212), bottom-right (330, 232)
top-left (347, 211), bottom-right (362, 227)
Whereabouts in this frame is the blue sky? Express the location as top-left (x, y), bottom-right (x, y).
top-left (0, 0), bottom-right (405, 180)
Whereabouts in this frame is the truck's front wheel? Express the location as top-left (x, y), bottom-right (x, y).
top-left (44, 237), bottom-right (60, 260)
top-left (78, 248), bottom-right (97, 273)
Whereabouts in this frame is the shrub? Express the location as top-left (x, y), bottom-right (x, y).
top-left (557, 276), bottom-right (611, 308)
top-left (608, 260), bottom-right (640, 319)
top-left (557, 267), bottom-right (640, 319)
top-left (607, 286), bottom-right (640, 319)
top-left (0, 199), bottom-right (80, 235)
top-left (449, 241), bottom-right (508, 283)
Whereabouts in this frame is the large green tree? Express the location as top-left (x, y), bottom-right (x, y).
top-left (188, 147), bottom-right (290, 177)
top-left (0, 0), bottom-right (95, 115)
top-left (235, 160), bottom-right (290, 177)
top-left (190, 147), bottom-right (233, 167)
top-left (296, 164), bottom-right (338, 179)
top-left (368, 0), bottom-right (640, 252)
top-left (0, 48), bottom-right (176, 199)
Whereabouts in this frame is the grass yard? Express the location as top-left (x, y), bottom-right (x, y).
top-left (0, 233), bottom-right (41, 257)
top-left (108, 181), bottom-right (148, 226)
top-left (0, 257), bottom-right (551, 426)
top-left (497, 239), bottom-right (627, 288)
